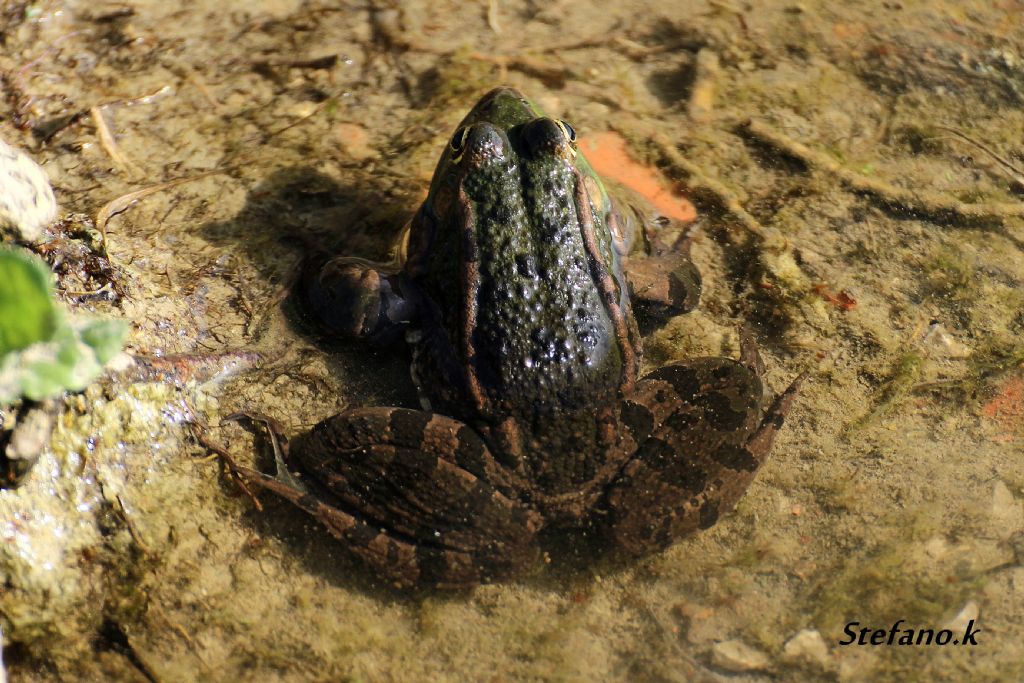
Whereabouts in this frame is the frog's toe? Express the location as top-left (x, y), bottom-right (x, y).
top-left (603, 360), bottom-right (803, 556)
top-left (738, 325), bottom-right (766, 375)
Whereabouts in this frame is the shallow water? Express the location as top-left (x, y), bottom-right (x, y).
top-left (2, 1), bottom-right (1023, 680)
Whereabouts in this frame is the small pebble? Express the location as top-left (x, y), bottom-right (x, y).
top-left (942, 600), bottom-right (979, 633)
top-left (991, 480), bottom-right (1023, 536)
top-left (782, 629), bottom-right (830, 667)
top-left (0, 138), bottom-right (57, 241)
top-left (922, 323), bottom-right (972, 359)
top-left (923, 536), bottom-right (949, 560)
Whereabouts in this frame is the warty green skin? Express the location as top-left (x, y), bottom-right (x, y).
top-left (403, 88), bottom-right (641, 498)
top-left (238, 87), bottom-right (804, 589)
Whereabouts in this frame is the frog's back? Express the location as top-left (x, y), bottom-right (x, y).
top-left (468, 129), bottom-right (625, 412)
top-left (399, 88), bottom-right (643, 503)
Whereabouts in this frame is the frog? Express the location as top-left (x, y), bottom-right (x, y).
top-left (235, 87), bottom-right (804, 589)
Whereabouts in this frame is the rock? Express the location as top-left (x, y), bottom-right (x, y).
top-left (923, 536), bottom-right (949, 560)
top-left (2, 402), bottom-right (56, 488)
top-left (782, 629), bottom-right (830, 667)
top-left (334, 122), bottom-right (377, 162)
top-left (942, 600), bottom-right (980, 633)
top-left (0, 139), bottom-right (57, 241)
top-left (991, 481), bottom-right (1023, 537)
top-left (711, 639), bottom-right (771, 672)
top-left (922, 323), bottom-right (972, 359)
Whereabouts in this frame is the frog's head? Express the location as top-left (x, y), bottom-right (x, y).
top-left (418, 87), bottom-right (610, 227)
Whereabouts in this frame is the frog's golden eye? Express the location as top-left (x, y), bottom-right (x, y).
top-left (556, 120), bottom-right (577, 145)
top-left (450, 126), bottom-right (471, 163)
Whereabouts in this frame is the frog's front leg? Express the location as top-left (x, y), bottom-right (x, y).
top-left (618, 204), bottom-right (703, 318)
top-left (300, 255), bottom-right (417, 344)
top-left (603, 333), bottom-right (804, 555)
top-left (240, 408), bottom-right (542, 588)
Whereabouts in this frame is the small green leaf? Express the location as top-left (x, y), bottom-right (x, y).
top-left (0, 248), bottom-right (128, 406)
top-left (78, 318), bottom-right (129, 364)
top-left (20, 350), bottom-right (76, 400)
top-left (0, 248), bottom-right (57, 355)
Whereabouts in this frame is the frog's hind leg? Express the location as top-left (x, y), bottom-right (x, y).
top-left (604, 334), bottom-right (804, 555)
top-left (240, 408), bottom-right (542, 589)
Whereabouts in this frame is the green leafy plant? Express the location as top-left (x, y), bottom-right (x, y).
top-left (0, 247), bottom-right (127, 405)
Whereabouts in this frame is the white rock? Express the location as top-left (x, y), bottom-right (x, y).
top-left (991, 481), bottom-right (1023, 536)
top-left (0, 138), bottom-right (57, 241)
top-left (923, 536), bottom-right (949, 560)
top-left (783, 629), bottom-right (830, 667)
top-left (922, 323), bottom-right (972, 358)
top-left (942, 600), bottom-right (980, 633)
top-left (711, 639), bottom-right (771, 671)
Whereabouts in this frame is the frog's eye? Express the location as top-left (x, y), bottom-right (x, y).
top-left (450, 126), bottom-right (471, 163)
top-left (556, 120), bottom-right (577, 145)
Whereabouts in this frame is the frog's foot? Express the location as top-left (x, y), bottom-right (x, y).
top-left (628, 256), bottom-right (702, 317)
top-left (603, 341), bottom-right (805, 556)
top-left (299, 256), bottom-right (416, 344)
top-left (240, 408), bottom-right (542, 589)
top-left (627, 223), bottom-right (702, 320)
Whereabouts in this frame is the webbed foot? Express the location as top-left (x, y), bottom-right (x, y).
top-left (604, 333), bottom-right (805, 555)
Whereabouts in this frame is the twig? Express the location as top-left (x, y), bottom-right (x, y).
top-left (935, 124), bottom-right (1024, 191)
top-left (740, 118), bottom-right (1024, 224)
top-left (95, 170), bottom-right (222, 245)
top-left (126, 351), bottom-right (262, 387)
top-left (101, 85), bottom-right (175, 110)
top-left (260, 97), bottom-right (334, 141)
top-left (467, 52), bottom-right (570, 87)
top-left (189, 424), bottom-right (264, 512)
top-left (487, 0), bottom-right (502, 34)
top-left (114, 494), bottom-right (152, 554)
top-left (688, 49), bottom-right (720, 123)
top-left (182, 67), bottom-right (224, 112)
top-left (645, 130), bottom-right (775, 242)
top-left (149, 603), bottom-right (211, 670)
top-left (91, 106), bottom-right (141, 176)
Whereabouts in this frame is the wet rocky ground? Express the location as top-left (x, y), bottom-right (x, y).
top-left (1, 1), bottom-right (1023, 681)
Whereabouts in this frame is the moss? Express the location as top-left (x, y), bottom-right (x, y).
top-left (810, 510), bottom-right (985, 636)
top-left (921, 245), bottom-right (974, 300)
top-left (1, 379), bottom-right (203, 675)
top-left (409, 47), bottom-right (497, 131)
top-left (890, 124), bottom-right (946, 156)
top-left (848, 351), bottom-right (924, 431)
top-left (813, 473), bottom-right (866, 513)
top-left (727, 530), bottom-right (788, 570)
